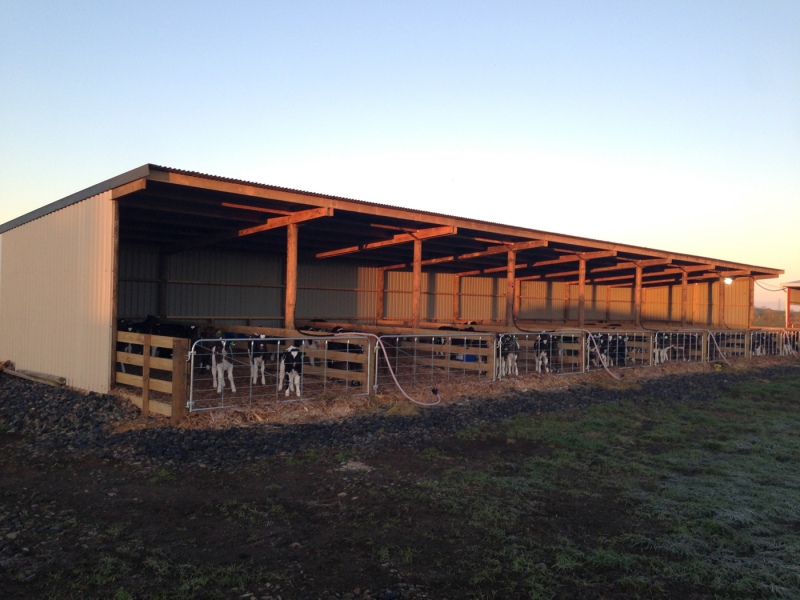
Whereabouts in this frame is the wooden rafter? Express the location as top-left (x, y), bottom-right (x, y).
top-left (381, 239), bottom-right (548, 274)
top-left (719, 269), bottom-right (752, 278)
top-left (316, 225), bottom-right (457, 259)
top-left (221, 201), bottom-right (293, 216)
top-left (590, 259), bottom-right (671, 275)
top-left (239, 207), bottom-right (333, 236)
top-left (529, 249), bottom-right (616, 269)
top-left (165, 207), bottom-right (333, 255)
top-left (382, 255), bottom-right (457, 271)
top-left (512, 250), bottom-right (617, 281)
top-left (456, 239), bottom-right (548, 261)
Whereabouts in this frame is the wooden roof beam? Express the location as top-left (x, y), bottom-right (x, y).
top-left (457, 265), bottom-right (513, 277)
top-left (456, 239), bottom-right (548, 261)
top-left (239, 207), bottom-right (333, 236)
top-left (221, 201), bottom-right (293, 216)
top-left (719, 269), bottom-right (753, 278)
top-left (316, 225), bottom-right (457, 259)
top-left (386, 239), bottom-right (548, 273)
top-left (382, 255), bottom-right (457, 271)
top-left (165, 207), bottom-right (333, 255)
top-left (531, 249), bottom-right (616, 268)
top-left (678, 264), bottom-right (717, 273)
top-left (584, 258), bottom-right (673, 278)
top-left (633, 258), bottom-right (672, 268)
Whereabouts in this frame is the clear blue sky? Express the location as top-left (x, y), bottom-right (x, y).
top-left (2, 0), bottom-right (798, 307)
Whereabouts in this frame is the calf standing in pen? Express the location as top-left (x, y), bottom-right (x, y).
top-left (532, 334), bottom-right (553, 373)
top-left (590, 334), bottom-right (628, 368)
top-left (653, 334), bottom-right (675, 366)
top-left (211, 338), bottom-right (237, 394)
top-left (496, 334), bottom-right (520, 377)
top-left (249, 334), bottom-right (272, 385)
top-left (781, 331), bottom-right (798, 356)
top-left (278, 345), bottom-right (303, 397)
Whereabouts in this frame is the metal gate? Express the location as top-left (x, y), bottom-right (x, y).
top-left (375, 333), bottom-right (495, 389)
top-left (187, 334), bottom-right (370, 412)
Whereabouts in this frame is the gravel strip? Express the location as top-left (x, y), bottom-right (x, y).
top-left (2, 364), bottom-right (798, 471)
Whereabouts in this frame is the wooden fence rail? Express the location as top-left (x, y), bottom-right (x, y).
top-left (115, 331), bottom-right (187, 424)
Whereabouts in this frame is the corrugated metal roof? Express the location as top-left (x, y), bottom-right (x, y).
top-left (1, 163), bottom-right (785, 284)
top-left (0, 164), bottom-right (150, 234)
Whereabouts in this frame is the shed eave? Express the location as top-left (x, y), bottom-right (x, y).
top-left (0, 164), bottom-right (152, 234)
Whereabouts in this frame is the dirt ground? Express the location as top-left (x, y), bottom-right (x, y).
top-left (0, 425), bottom-right (631, 599)
top-left (2, 357), bottom-right (797, 599)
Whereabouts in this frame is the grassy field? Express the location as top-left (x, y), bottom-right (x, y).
top-left (430, 373), bottom-right (800, 598)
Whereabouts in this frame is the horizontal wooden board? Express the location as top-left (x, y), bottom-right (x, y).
top-left (116, 351), bottom-right (174, 372)
top-left (117, 331), bottom-right (175, 350)
top-left (428, 357), bottom-right (492, 372)
top-left (115, 371), bottom-right (173, 394)
top-left (303, 365), bottom-right (367, 382)
top-left (306, 348), bottom-right (369, 364)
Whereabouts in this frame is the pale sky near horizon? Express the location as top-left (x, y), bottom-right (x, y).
top-left (1, 1), bottom-right (798, 308)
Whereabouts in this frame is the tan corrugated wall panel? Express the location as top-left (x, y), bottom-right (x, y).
top-left (724, 278), bottom-right (750, 328)
top-left (518, 281), bottom-right (567, 321)
top-left (297, 261), bottom-right (379, 323)
top-left (642, 286), bottom-right (670, 322)
top-left (0, 192), bottom-right (115, 392)
top-left (461, 276), bottom-right (503, 321)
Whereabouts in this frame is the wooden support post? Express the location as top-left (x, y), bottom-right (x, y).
top-left (787, 289), bottom-right (792, 329)
top-left (412, 238), bottom-right (422, 329)
top-left (141, 335), bottom-right (151, 416)
top-left (367, 338), bottom-right (377, 393)
top-left (681, 270), bottom-right (688, 327)
top-left (579, 331), bottom-right (586, 373)
top-left (377, 268), bottom-right (386, 322)
top-left (719, 276), bottom-right (726, 328)
top-left (506, 251), bottom-right (517, 327)
top-left (748, 277), bottom-right (755, 329)
top-left (452, 274), bottom-right (461, 323)
top-left (578, 258), bottom-right (586, 328)
top-left (285, 223), bottom-right (298, 331)
top-left (171, 338), bottom-right (188, 425)
top-left (634, 266), bottom-right (643, 328)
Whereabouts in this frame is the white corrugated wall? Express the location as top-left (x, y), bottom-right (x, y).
top-left (0, 192), bottom-right (115, 392)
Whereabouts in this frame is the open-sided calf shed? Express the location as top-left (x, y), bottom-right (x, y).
top-left (0, 164), bottom-right (784, 398)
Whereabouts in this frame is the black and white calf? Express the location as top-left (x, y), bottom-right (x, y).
top-left (278, 345), bottom-right (304, 397)
top-left (211, 338), bottom-right (236, 394)
top-left (532, 334), bottom-right (553, 373)
top-left (249, 334), bottom-right (272, 385)
top-left (590, 334), bottom-right (628, 368)
top-left (653, 334), bottom-right (675, 366)
top-left (781, 331), bottom-right (798, 356)
top-left (496, 334), bottom-right (520, 377)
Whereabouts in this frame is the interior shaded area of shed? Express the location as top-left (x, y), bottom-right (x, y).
top-left (113, 165), bottom-right (782, 332)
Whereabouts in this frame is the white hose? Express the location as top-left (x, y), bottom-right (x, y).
top-left (556, 328), bottom-right (622, 380)
top-left (333, 332), bottom-right (442, 406)
top-left (702, 329), bottom-right (732, 366)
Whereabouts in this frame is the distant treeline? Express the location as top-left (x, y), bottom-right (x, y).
top-left (753, 307), bottom-right (796, 328)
